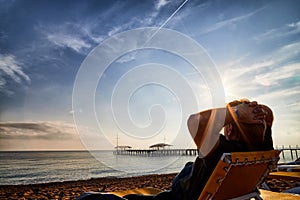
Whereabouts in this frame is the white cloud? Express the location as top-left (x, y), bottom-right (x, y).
top-left (255, 62), bottom-right (300, 86)
top-left (77, 22), bottom-right (105, 43)
top-left (282, 19), bottom-right (300, 34)
top-left (255, 85), bottom-right (300, 127)
top-left (0, 54), bottom-right (30, 93)
top-left (0, 77), bottom-right (6, 88)
top-left (250, 41), bottom-right (300, 70)
top-left (155, 0), bottom-right (170, 10)
top-left (220, 41), bottom-right (300, 103)
top-left (254, 20), bottom-right (300, 42)
top-left (46, 33), bottom-right (91, 53)
top-left (258, 85), bottom-right (300, 102)
top-left (0, 54), bottom-right (30, 83)
top-left (106, 9), bottom-right (162, 38)
top-left (37, 0), bottom-right (185, 55)
top-left (108, 26), bottom-right (124, 37)
top-left (287, 20), bottom-right (300, 29)
top-left (218, 36), bottom-right (300, 118)
top-left (222, 59), bottom-right (274, 82)
top-left (37, 21), bottom-right (94, 54)
top-left (253, 29), bottom-right (277, 41)
top-left (222, 40), bottom-right (300, 85)
top-left (116, 53), bottom-right (137, 63)
top-left (275, 41), bottom-right (300, 63)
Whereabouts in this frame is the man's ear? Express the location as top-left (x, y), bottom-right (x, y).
top-left (225, 123), bottom-right (234, 140)
top-left (227, 123), bottom-right (233, 135)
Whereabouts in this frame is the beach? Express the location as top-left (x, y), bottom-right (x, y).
top-left (0, 173), bottom-right (299, 200)
top-left (0, 173), bottom-right (176, 199)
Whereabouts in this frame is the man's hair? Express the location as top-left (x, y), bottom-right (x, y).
top-left (227, 99), bottom-right (267, 150)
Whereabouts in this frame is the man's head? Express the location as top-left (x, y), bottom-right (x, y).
top-left (225, 99), bottom-right (267, 150)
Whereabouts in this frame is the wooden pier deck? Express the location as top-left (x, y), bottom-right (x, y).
top-left (114, 148), bottom-right (199, 156)
top-left (114, 145), bottom-right (300, 159)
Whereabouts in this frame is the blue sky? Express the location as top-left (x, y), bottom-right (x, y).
top-left (0, 0), bottom-right (299, 150)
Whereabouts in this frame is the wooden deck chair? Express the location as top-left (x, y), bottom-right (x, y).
top-left (198, 150), bottom-right (281, 200)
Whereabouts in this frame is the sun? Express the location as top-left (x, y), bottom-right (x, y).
top-left (222, 79), bottom-right (241, 102)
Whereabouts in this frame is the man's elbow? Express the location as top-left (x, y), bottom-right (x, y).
top-left (187, 114), bottom-right (200, 138)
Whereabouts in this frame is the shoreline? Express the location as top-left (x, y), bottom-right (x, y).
top-left (1, 173), bottom-right (299, 199)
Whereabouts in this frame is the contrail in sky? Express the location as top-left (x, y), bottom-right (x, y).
top-left (145, 0), bottom-right (189, 45)
top-left (157, 0), bottom-right (189, 31)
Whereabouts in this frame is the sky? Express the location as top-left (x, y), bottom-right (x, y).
top-left (0, 0), bottom-right (299, 151)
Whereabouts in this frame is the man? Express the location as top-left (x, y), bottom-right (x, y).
top-left (170, 99), bottom-right (273, 200)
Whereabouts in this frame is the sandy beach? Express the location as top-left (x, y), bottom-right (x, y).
top-left (0, 173), bottom-right (299, 200)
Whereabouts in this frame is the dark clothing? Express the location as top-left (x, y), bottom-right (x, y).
top-left (170, 135), bottom-right (247, 200)
top-left (262, 125), bottom-right (274, 151)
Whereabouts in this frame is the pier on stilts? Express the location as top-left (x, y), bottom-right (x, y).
top-left (114, 142), bottom-right (199, 156)
top-left (276, 145), bottom-right (300, 161)
top-left (114, 148), bottom-right (199, 156)
top-left (114, 143), bottom-right (300, 159)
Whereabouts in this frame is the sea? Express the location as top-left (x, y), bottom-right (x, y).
top-left (0, 151), bottom-right (195, 185)
top-left (0, 150), bottom-right (295, 186)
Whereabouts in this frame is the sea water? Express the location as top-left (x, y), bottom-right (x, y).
top-left (0, 151), bottom-right (194, 185)
top-left (0, 150), bottom-right (294, 185)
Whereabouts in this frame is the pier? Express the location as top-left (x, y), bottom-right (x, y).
top-left (114, 143), bottom-right (199, 156)
top-left (114, 145), bottom-right (300, 159)
top-left (114, 142), bottom-right (199, 156)
top-left (114, 148), bottom-right (199, 156)
top-left (276, 145), bottom-right (300, 161)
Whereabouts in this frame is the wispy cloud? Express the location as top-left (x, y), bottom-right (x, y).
top-left (105, 1), bottom-right (186, 64)
top-left (36, 20), bottom-right (95, 55)
top-left (256, 85), bottom-right (300, 108)
top-left (35, 0), bottom-right (185, 59)
top-left (274, 41), bottom-right (300, 64)
top-left (287, 20), bottom-right (300, 31)
top-left (0, 121), bottom-right (77, 140)
top-left (155, 0), bottom-right (171, 10)
top-left (222, 59), bottom-right (274, 82)
top-left (46, 33), bottom-right (91, 54)
top-left (200, 8), bottom-right (262, 34)
top-left (223, 40), bottom-right (300, 82)
top-left (221, 39), bottom-right (300, 103)
top-left (0, 77), bottom-right (6, 89)
top-left (0, 54), bottom-right (30, 94)
top-left (39, 2), bottom-right (165, 55)
top-left (106, 8), bottom-right (163, 37)
top-left (255, 20), bottom-right (300, 42)
top-left (255, 62), bottom-right (300, 86)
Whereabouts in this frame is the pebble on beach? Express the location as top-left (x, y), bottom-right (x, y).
top-left (0, 173), bottom-right (298, 200)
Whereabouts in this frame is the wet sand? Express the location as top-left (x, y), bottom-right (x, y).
top-left (0, 173), bottom-right (298, 199)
